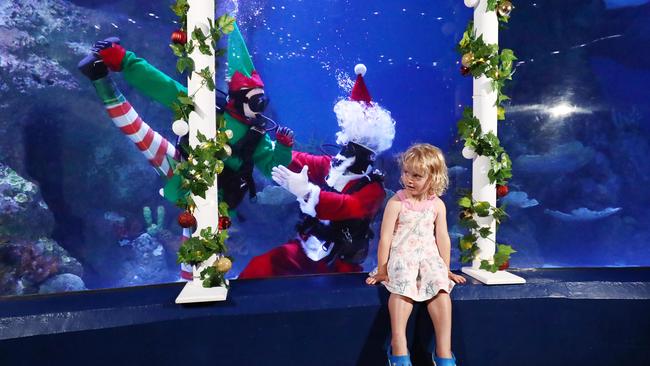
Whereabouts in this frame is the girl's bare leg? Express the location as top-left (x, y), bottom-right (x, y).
top-left (388, 293), bottom-right (414, 356)
top-left (426, 291), bottom-right (453, 358)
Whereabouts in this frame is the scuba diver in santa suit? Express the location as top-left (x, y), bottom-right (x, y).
top-left (238, 64), bottom-right (396, 278)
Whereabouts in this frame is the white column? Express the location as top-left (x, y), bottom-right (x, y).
top-left (471, 0), bottom-right (498, 268)
top-left (177, 0), bottom-right (228, 303)
top-left (188, 0), bottom-right (218, 237)
top-left (461, 0), bottom-right (525, 285)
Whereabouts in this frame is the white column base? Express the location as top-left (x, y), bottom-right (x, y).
top-left (175, 280), bottom-right (229, 304)
top-left (462, 267), bottom-right (526, 285)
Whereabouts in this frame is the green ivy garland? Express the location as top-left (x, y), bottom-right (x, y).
top-left (457, 21), bottom-right (516, 120)
top-left (456, 0), bottom-right (517, 272)
top-left (169, 0), bottom-right (236, 287)
top-left (458, 193), bottom-right (514, 272)
top-left (457, 108), bottom-right (512, 186)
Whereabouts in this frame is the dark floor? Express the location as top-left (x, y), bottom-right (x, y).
top-left (1, 268), bottom-right (649, 365)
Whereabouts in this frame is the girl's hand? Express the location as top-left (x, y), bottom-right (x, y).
top-left (366, 272), bottom-right (388, 285)
top-left (448, 271), bottom-right (466, 284)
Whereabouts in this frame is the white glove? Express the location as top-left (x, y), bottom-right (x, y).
top-left (271, 165), bottom-right (311, 199)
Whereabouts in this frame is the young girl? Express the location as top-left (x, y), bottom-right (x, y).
top-left (367, 143), bottom-right (466, 366)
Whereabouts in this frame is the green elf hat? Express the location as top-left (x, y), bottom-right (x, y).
top-left (227, 22), bottom-right (264, 90)
top-left (162, 22), bottom-right (265, 204)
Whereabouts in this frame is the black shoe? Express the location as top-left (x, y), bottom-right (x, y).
top-left (77, 54), bottom-right (108, 81)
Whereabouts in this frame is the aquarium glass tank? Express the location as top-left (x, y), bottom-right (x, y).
top-left (1, 0), bottom-right (649, 296)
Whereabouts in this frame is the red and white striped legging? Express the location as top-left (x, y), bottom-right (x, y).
top-left (93, 76), bottom-right (191, 280)
top-left (94, 76), bottom-right (179, 177)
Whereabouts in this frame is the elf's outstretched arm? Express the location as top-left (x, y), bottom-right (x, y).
top-left (250, 127), bottom-right (293, 177)
top-left (221, 116), bottom-right (294, 177)
top-left (94, 38), bottom-right (188, 110)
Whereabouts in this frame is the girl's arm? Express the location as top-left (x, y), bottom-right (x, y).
top-left (434, 198), bottom-right (466, 284)
top-left (434, 198), bottom-right (451, 269)
top-left (366, 195), bottom-right (401, 284)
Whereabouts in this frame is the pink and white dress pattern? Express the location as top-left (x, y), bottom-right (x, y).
top-left (383, 190), bottom-right (454, 301)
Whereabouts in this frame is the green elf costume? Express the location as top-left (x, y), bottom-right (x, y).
top-left (80, 23), bottom-right (294, 209)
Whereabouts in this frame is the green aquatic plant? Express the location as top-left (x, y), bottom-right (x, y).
top-left (143, 205), bottom-right (165, 237)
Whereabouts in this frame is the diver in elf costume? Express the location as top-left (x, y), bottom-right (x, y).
top-left (78, 23), bottom-right (294, 209)
top-left (78, 23), bottom-right (293, 280)
top-left (238, 64), bottom-right (395, 278)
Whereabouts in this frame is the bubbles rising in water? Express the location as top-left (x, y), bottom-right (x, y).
top-left (335, 70), bottom-right (354, 93)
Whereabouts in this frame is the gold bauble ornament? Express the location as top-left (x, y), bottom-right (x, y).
top-left (497, 106), bottom-right (506, 120)
top-left (225, 129), bottom-right (234, 139)
top-left (497, 1), bottom-right (513, 17)
top-left (214, 257), bottom-right (232, 273)
top-left (459, 209), bottom-right (473, 221)
top-left (460, 238), bottom-right (474, 251)
top-left (461, 52), bottom-right (475, 67)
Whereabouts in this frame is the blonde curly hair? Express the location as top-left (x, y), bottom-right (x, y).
top-left (399, 143), bottom-right (449, 197)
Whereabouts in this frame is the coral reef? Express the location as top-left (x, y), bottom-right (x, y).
top-left (0, 163), bottom-right (54, 239)
top-left (0, 164), bottom-right (84, 296)
top-left (0, 0), bottom-right (91, 93)
top-left (38, 273), bottom-right (85, 294)
top-left (116, 233), bottom-right (176, 287)
top-left (0, 238), bottom-right (84, 296)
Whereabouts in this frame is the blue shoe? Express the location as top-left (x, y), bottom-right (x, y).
top-left (433, 352), bottom-right (456, 366)
top-left (387, 346), bottom-right (412, 366)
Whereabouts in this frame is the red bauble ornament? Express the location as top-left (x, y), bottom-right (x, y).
top-left (460, 66), bottom-right (471, 76)
top-left (171, 30), bottom-right (187, 45)
top-left (178, 211), bottom-right (196, 228)
top-left (498, 260), bottom-right (510, 271)
top-left (218, 216), bottom-right (232, 230)
top-left (497, 185), bottom-right (509, 198)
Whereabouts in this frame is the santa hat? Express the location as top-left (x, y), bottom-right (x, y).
top-left (333, 64), bottom-right (395, 154)
top-left (350, 64), bottom-right (371, 104)
top-left (227, 22), bottom-right (264, 90)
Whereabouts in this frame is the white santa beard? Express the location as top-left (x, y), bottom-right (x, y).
top-left (333, 99), bottom-right (396, 154)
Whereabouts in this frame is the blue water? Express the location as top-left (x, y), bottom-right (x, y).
top-left (1, 0), bottom-right (649, 295)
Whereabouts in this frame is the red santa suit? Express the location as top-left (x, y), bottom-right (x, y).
top-left (238, 151), bottom-right (385, 278)
top-left (240, 62), bottom-right (394, 279)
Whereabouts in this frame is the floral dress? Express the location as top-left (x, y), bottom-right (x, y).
top-left (383, 190), bottom-right (454, 301)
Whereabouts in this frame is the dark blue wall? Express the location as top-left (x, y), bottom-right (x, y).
top-left (1, 270), bottom-right (650, 365)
